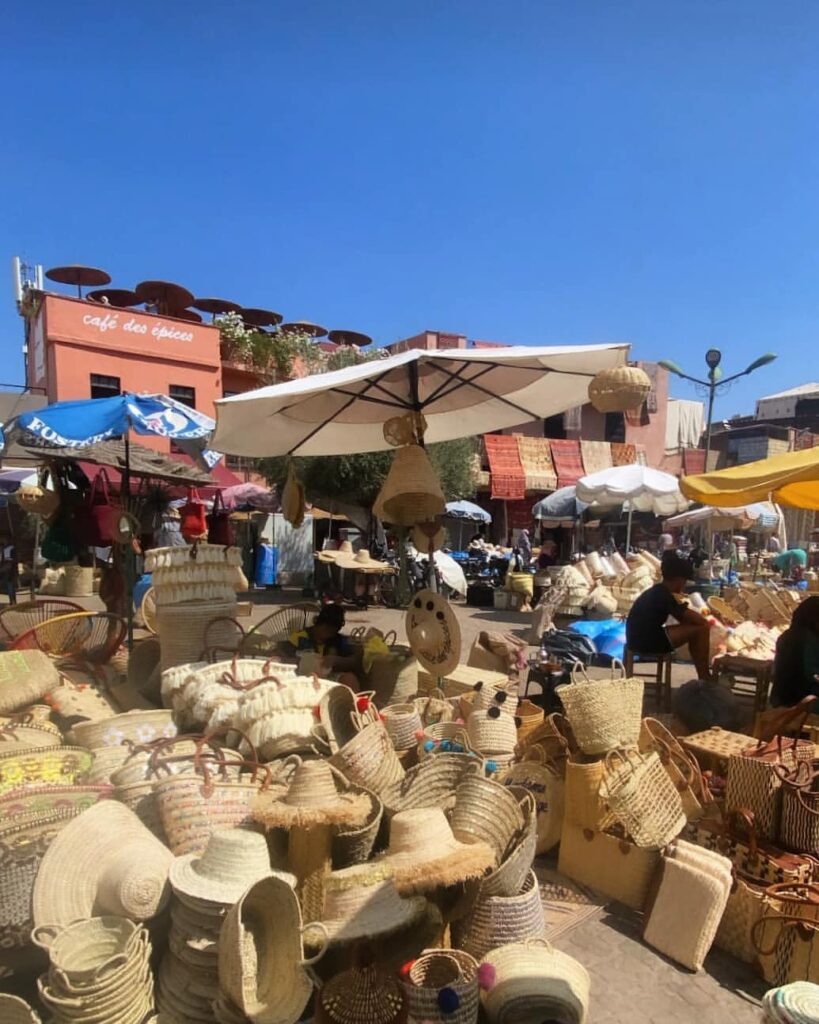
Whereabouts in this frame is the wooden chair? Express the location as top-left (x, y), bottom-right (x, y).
top-left (0, 599), bottom-right (84, 646)
top-left (12, 612), bottom-right (127, 670)
top-left (624, 647), bottom-right (673, 712)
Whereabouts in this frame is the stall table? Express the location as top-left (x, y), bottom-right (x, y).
top-left (711, 653), bottom-right (774, 713)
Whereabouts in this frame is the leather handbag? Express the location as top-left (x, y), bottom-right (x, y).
top-left (75, 469), bottom-right (116, 547)
top-left (725, 734), bottom-right (813, 841)
top-left (206, 490), bottom-right (234, 546)
top-left (180, 489), bottom-right (207, 541)
top-left (714, 876), bottom-right (769, 964)
top-left (684, 809), bottom-right (816, 887)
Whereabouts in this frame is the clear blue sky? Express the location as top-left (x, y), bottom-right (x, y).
top-left (3, 1), bottom-right (818, 419)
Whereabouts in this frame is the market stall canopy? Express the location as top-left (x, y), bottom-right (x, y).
top-left (444, 500), bottom-right (492, 523)
top-left (213, 342), bottom-right (629, 457)
top-left (680, 447), bottom-right (819, 511)
top-left (22, 441), bottom-right (214, 487)
top-left (0, 468), bottom-right (37, 492)
top-left (576, 464), bottom-right (687, 516)
top-left (665, 502), bottom-right (780, 532)
top-left (532, 486), bottom-right (589, 526)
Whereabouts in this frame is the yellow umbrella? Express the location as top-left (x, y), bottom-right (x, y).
top-left (680, 447), bottom-right (819, 510)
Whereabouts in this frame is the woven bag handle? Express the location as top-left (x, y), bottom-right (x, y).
top-left (310, 724), bottom-right (332, 755)
top-left (724, 806), bottom-right (760, 858)
top-left (381, 629), bottom-right (398, 648)
top-left (609, 658), bottom-right (626, 680)
top-left (524, 742), bottom-right (563, 774)
top-left (300, 921), bottom-right (330, 967)
top-left (31, 923), bottom-right (62, 950)
top-left (202, 620), bottom-right (247, 664)
top-left (570, 661), bottom-right (592, 686)
top-left (764, 882), bottom-right (819, 905)
top-left (775, 758), bottom-right (819, 790)
top-left (749, 913), bottom-right (815, 956)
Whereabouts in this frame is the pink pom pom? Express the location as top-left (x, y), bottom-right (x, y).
top-left (414, 729), bottom-right (426, 741)
top-left (312, 705), bottom-right (321, 718)
top-left (477, 962), bottom-right (497, 990)
top-left (455, 717), bottom-right (465, 725)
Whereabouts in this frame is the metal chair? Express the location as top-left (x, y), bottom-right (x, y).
top-left (12, 612), bottom-right (127, 671)
top-left (246, 604), bottom-right (320, 646)
top-left (0, 600), bottom-right (84, 645)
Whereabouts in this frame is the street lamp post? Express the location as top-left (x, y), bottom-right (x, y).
top-left (658, 350), bottom-right (777, 467)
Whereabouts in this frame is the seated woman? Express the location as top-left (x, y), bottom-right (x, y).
top-left (770, 596), bottom-right (819, 707)
top-left (626, 552), bottom-right (711, 679)
top-left (288, 604), bottom-right (360, 690)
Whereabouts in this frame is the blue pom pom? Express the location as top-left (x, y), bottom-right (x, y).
top-left (440, 739), bottom-right (452, 752)
top-left (485, 760), bottom-right (498, 774)
top-left (423, 740), bottom-right (435, 752)
top-left (437, 987), bottom-right (460, 1014)
top-left (452, 742), bottom-right (464, 753)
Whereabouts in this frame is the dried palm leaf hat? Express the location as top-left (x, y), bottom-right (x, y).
top-left (31, 801), bottom-right (173, 927)
top-left (170, 828), bottom-right (291, 905)
top-left (0, 994), bottom-right (41, 1023)
top-left (317, 540), bottom-right (354, 564)
top-left (303, 863), bottom-right (427, 947)
top-left (335, 549), bottom-right (393, 574)
top-left (316, 963), bottom-right (408, 1024)
top-left (252, 758), bottom-right (372, 829)
top-left (406, 589), bottom-right (461, 677)
top-left (378, 807), bottom-right (495, 894)
top-left (219, 875), bottom-right (314, 1024)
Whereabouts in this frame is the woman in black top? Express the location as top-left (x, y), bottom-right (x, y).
top-left (771, 596), bottom-right (819, 707)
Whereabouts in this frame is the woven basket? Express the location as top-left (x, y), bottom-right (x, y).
top-left (481, 790), bottom-right (537, 897)
top-left (63, 564), bottom-right (94, 598)
top-left (330, 721), bottom-right (405, 794)
top-left (0, 746), bottom-right (93, 796)
top-left (452, 870), bottom-right (547, 960)
top-left (0, 650), bottom-right (61, 715)
top-left (418, 721), bottom-right (469, 760)
top-left (0, 784), bottom-right (112, 819)
top-left (0, 995), bottom-right (41, 1024)
top-left (373, 444), bottom-right (446, 526)
top-left (449, 775), bottom-right (525, 861)
top-left (381, 753), bottom-right (483, 818)
top-left (499, 748), bottom-right (564, 854)
top-left (71, 709), bottom-right (177, 750)
top-left (402, 948), bottom-right (479, 1024)
top-left (366, 644), bottom-right (419, 706)
top-left (681, 727), bottom-right (757, 772)
top-left (480, 939), bottom-right (591, 1024)
top-left (564, 755), bottom-right (614, 831)
top-left (382, 703), bottom-right (423, 752)
top-left (156, 600), bottom-right (238, 671)
top-left (588, 364), bottom-right (651, 413)
top-left (556, 662), bottom-right (644, 755)
top-left (0, 707), bottom-right (62, 750)
top-left (414, 690), bottom-right (455, 727)
top-left (467, 710), bottom-right (517, 756)
top-left (332, 788), bottom-right (384, 868)
top-left (515, 700), bottom-right (544, 746)
top-left (600, 748), bottom-right (686, 848)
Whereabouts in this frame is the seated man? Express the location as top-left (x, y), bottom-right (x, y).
top-left (288, 604), bottom-right (360, 689)
top-left (626, 552), bottom-right (711, 679)
top-left (771, 596), bottom-right (819, 707)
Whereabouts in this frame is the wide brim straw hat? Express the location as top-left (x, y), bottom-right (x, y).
top-left (317, 540), bottom-right (354, 564)
top-left (219, 875), bottom-right (314, 1024)
top-left (303, 864), bottom-right (427, 947)
top-left (378, 807), bottom-right (495, 894)
top-left (405, 589), bottom-right (461, 677)
top-left (169, 828), bottom-right (282, 905)
top-left (0, 994), bottom-right (40, 1023)
top-left (315, 964), bottom-right (408, 1024)
top-left (252, 758), bottom-right (372, 829)
top-left (336, 548), bottom-right (394, 574)
top-left (373, 444), bottom-right (446, 527)
top-left (32, 801), bottom-right (174, 927)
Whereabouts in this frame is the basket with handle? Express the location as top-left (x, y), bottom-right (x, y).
top-left (480, 789), bottom-right (537, 898)
top-left (380, 752), bottom-right (483, 819)
top-left (564, 754), bottom-right (614, 831)
top-left (479, 938), bottom-right (590, 1024)
top-left (777, 759), bottom-right (819, 853)
top-left (417, 721), bottom-right (470, 760)
top-left (599, 748), bottom-right (686, 849)
top-left (382, 702), bottom-right (424, 752)
top-left (328, 720), bottom-right (405, 795)
top-left (640, 717), bottom-right (711, 823)
top-left (401, 948), bottom-right (479, 1024)
top-left (414, 688), bottom-right (455, 727)
top-left (156, 599), bottom-right (238, 671)
top-left (450, 775), bottom-right (525, 862)
top-left (555, 661), bottom-right (643, 755)
top-left (451, 869), bottom-right (547, 960)
top-left (498, 745), bottom-right (564, 854)
top-left (332, 787), bottom-right (384, 868)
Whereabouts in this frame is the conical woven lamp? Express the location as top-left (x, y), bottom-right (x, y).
top-left (587, 365), bottom-right (651, 413)
top-left (374, 445), bottom-right (445, 526)
top-left (316, 964), bottom-right (408, 1024)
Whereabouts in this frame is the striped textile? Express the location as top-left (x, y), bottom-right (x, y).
top-left (682, 448), bottom-right (706, 474)
top-left (484, 434), bottom-right (526, 500)
top-left (611, 443), bottom-right (637, 467)
top-left (549, 439), bottom-right (584, 487)
top-left (516, 436), bottom-right (558, 491)
top-left (580, 440), bottom-right (613, 475)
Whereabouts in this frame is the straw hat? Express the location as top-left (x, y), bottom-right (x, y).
top-left (252, 759), bottom-right (372, 829)
top-left (303, 863), bottom-right (427, 947)
top-left (378, 807), bottom-right (495, 894)
top-left (317, 540), bottom-right (354, 564)
top-left (219, 874), bottom-right (313, 1024)
top-left (336, 548), bottom-right (393, 574)
top-left (169, 828), bottom-right (284, 905)
top-left (316, 964), bottom-right (408, 1024)
top-left (0, 995), bottom-right (40, 1023)
top-left (374, 444), bottom-right (446, 526)
top-left (32, 801), bottom-right (173, 927)
top-left (405, 589), bottom-right (461, 677)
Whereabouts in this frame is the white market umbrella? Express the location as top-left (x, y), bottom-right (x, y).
top-left (213, 343), bottom-right (629, 457)
top-left (665, 502), bottom-right (780, 532)
top-left (576, 464), bottom-right (687, 551)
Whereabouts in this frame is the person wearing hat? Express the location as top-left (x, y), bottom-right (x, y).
top-left (288, 604), bottom-right (360, 689)
top-left (626, 551), bottom-right (711, 679)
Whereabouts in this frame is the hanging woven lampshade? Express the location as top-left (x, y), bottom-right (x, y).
top-left (374, 445), bottom-right (445, 526)
top-left (588, 365), bottom-right (652, 413)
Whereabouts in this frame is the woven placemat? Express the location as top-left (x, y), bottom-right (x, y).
top-left (535, 863), bottom-right (607, 941)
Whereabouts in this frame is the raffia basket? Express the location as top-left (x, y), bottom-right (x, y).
top-left (467, 710), bottom-right (518, 757)
top-left (402, 948), bottom-right (479, 1024)
top-left (564, 755), bottom-right (614, 831)
top-left (62, 565), bottom-right (94, 598)
top-left (329, 721), bottom-right (405, 794)
top-left (600, 748), bottom-right (686, 849)
top-left (481, 789), bottom-right (537, 897)
top-left (381, 752), bottom-right (483, 818)
top-left (449, 775), bottom-right (525, 861)
top-left (332, 788), bottom-right (384, 868)
top-left (0, 994), bottom-right (41, 1024)
top-left (452, 870), bottom-right (547, 960)
top-left (480, 939), bottom-right (590, 1024)
top-left (556, 662), bottom-right (643, 755)
top-left (71, 709), bottom-right (177, 750)
top-left (373, 443), bottom-right (446, 526)
top-left (382, 703), bottom-right (423, 752)
top-left (418, 721), bottom-right (469, 760)
top-left (499, 749), bottom-right (564, 854)
top-left (588, 364), bottom-right (651, 413)
top-left (515, 700), bottom-right (544, 746)
top-left (0, 746), bottom-right (93, 796)
top-left (156, 600), bottom-right (238, 671)
top-left (0, 651), bottom-right (61, 716)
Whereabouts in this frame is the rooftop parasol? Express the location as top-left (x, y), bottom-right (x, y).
top-left (45, 265), bottom-right (112, 299)
top-left (134, 280), bottom-right (195, 314)
top-left (86, 288), bottom-right (141, 308)
top-left (239, 307), bottom-right (283, 327)
top-left (327, 330), bottom-right (373, 347)
top-left (192, 297), bottom-right (242, 316)
top-left (279, 320), bottom-right (328, 338)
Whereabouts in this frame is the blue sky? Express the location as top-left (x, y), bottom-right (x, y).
top-left (3, 1), bottom-right (818, 419)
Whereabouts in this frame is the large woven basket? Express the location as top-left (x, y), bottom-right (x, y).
top-left (71, 709), bottom-right (177, 750)
top-left (480, 939), bottom-right (590, 1024)
top-left (449, 775), bottom-right (525, 862)
top-left (382, 703), bottom-right (424, 752)
top-left (466, 710), bottom-right (517, 756)
top-left (373, 444), bottom-right (446, 526)
top-left (0, 746), bottom-right (93, 796)
top-left (499, 750), bottom-right (563, 855)
top-left (600, 748), bottom-right (686, 849)
top-left (452, 870), bottom-right (547, 960)
top-left (402, 948), bottom-right (479, 1024)
top-left (329, 721), bottom-right (405, 794)
top-left (63, 564), bottom-right (94, 598)
top-left (156, 600), bottom-right (238, 671)
top-left (332, 788), bottom-right (384, 868)
top-left (481, 790), bottom-right (537, 897)
top-left (588, 364), bottom-right (651, 413)
top-left (556, 662), bottom-right (643, 755)
top-left (0, 650), bottom-right (61, 716)
top-left (381, 753), bottom-right (483, 818)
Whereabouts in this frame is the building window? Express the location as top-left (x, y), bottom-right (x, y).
top-left (604, 412), bottom-right (625, 443)
top-left (90, 374), bottom-right (121, 400)
top-left (169, 385), bottom-right (196, 409)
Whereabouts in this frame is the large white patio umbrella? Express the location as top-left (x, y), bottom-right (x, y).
top-left (213, 343), bottom-right (628, 457)
top-left (576, 464), bottom-right (687, 550)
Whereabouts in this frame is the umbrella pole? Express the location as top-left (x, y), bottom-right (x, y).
top-left (625, 505), bottom-right (633, 553)
top-left (123, 434), bottom-right (134, 651)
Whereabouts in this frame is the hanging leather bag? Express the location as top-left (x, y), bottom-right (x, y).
top-left (180, 489), bottom-right (207, 541)
top-left (75, 469), bottom-right (116, 547)
top-left (206, 490), bottom-right (234, 546)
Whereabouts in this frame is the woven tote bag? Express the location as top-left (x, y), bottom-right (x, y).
top-left (714, 876), bottom-right (769, 963)
top-left (557, 822), bottom-right (660, 912)
top-left (329, 721), bottom-right (405, 794)
top-left (401, 949), bottom-right (479, 1024)
top-left (564, 755), bottom-right (614, 831)
top-left (640, 717), bottom-right (711, 823)
top-left (498, 746), bottom-right (564, 854)
top-left (599, 749), bottom-right (686, 849)
top-left (752, 915), bottom-right (819, 986)
top-left (555, 662), bottom-right (643, 755)
top-left (452, 870), bottom-right (547, 960)
top-left (778, 761), bottom-right (819, 853)
top-left (725, 735), bottom-right (813, 841)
